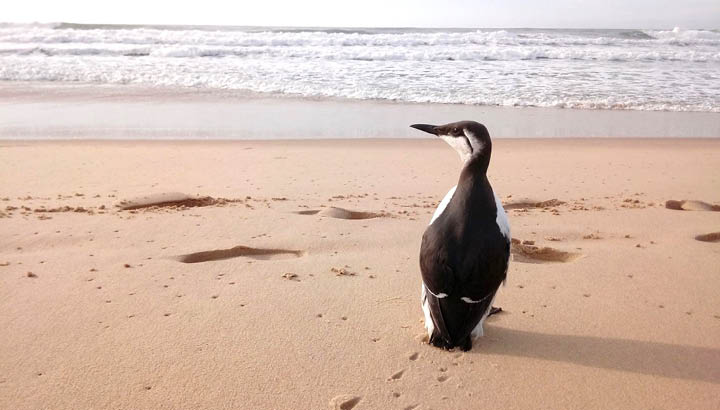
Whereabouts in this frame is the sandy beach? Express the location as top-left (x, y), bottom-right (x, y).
top-left (1, 136), bottom-right (719, 409)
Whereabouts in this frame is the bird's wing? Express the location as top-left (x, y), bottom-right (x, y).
top-left (420, 229), bottom-right (509, 346)
top-left (423, 286), bottom-right (452, 346)
top-left (419, 231), bottom-right (456, 300)
top-left (455, 244), bottom-right (509, 302)
top-left (450, 286), bottom-right (498, 341)
top-left (424, 282), bottom-right (499, 347)
top-left (419, 231), bottom-right (456, 344)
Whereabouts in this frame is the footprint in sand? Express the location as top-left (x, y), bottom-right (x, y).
top-left (665, 200), bottom-right (720, 212)
top-left (295, 210), bottom-right (322, 215)
top-left (503, 198), bottom-right (565, 210)
top-left (695, 232), bottom-right (720, 243)
top-left (388, 369), bottom-right (405, 381)
top-left (511, 238), bottom-right (582, 264)
top-left (117, 192), bottom-right (242, 210)
top-left (176, 246), bottom-right (304, 263)
top-left (329, 395), bottom-right (361, 410)
top-left (295, 206), bottom-right (384, 220)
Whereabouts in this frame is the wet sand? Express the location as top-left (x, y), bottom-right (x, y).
top-left (2, 81), bottom-right (720, 139)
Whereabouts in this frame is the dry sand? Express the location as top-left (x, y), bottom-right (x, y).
top-left (1, 138), bottom-right (719, 409)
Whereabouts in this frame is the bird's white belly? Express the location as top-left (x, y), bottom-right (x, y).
top-left (429, 185), bottom-right (457, 225)
top-left (494, 192), bottom-right (510, 240)
top-left (421, 284), bottom-right (435, 337)
top-left (470, 292), bottom-right (498, 339)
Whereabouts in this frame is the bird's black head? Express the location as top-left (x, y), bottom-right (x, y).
top-left (410, 121), bottom-right (491, 164)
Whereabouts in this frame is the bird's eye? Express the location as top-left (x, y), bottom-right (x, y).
top-left (453, 128), bottom-right (459, 134)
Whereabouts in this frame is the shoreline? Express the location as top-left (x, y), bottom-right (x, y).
top-left (2, 81), bottom-right (719, 139)
top-left (5, 79), bottom-right (720, 113)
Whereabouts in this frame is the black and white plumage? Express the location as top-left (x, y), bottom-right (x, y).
top-left (411, 121), bottom-right (510, 351)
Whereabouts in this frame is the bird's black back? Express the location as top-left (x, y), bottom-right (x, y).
top-left (419, 174), bottom-right (510, 347)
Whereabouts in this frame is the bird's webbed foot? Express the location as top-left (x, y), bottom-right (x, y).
top-left (429, 333), bottom-right (454, 350)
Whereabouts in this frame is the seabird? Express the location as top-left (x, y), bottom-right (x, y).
top-left (411, 121), bottom-right (510, 351)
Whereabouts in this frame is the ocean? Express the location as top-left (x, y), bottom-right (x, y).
top-left (1, 23), bottom-right (719, 113)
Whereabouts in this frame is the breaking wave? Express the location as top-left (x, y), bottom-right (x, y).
top-left (1, 24), bottom-right (718, 112)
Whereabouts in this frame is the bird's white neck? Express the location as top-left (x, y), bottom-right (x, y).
top-left (440, 128), bottom-right (487, 165)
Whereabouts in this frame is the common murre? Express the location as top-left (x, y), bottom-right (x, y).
top-left (411, 121), bottom-right (510, 351)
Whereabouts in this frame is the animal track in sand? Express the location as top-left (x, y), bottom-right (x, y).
top-left (329, 395), bottom-right (361, 410)
top-left (295, 206), bottom-right (384, 220)
top-left (665, 200), bottom-right (720, 212)
top-left (503, 198), bottom-right (565, 210)
top-left (176, 246), bottom-right (304, 263)
top-left (388, 369), bottom-right (406, 381)
top-left (695, 232), bottom-right (720, 243)
top-left (118, 192), bottom-right (243, 210)
top-left (511, 238), bottom-right (582, 264)
top-left (282, 272), bottom-right (300, 281)
top-left (295, 210), bottom-right (321, 215)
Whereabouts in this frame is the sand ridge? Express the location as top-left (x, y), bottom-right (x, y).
top-left (665, 199), bottom-right (720, 212)
top-left (117, 192), bottom-right (244, 210)
top-left (294, 206), bottom-right (387, 220)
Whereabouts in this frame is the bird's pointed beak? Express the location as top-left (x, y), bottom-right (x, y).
top-left (410, 124), bottom-right (438, 136)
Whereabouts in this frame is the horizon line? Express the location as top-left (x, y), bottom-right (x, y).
top-left (3, 21), bottom-right (717, 31)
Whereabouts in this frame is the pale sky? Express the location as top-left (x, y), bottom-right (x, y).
top-left (5, 0), bottom-right (720, 29)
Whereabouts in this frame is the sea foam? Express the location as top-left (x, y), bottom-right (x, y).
top-left (0, 24), bottom-right (718, 112)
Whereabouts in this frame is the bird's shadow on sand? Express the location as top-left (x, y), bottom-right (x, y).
top-left (474, 326), bottom-right (720, 383)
